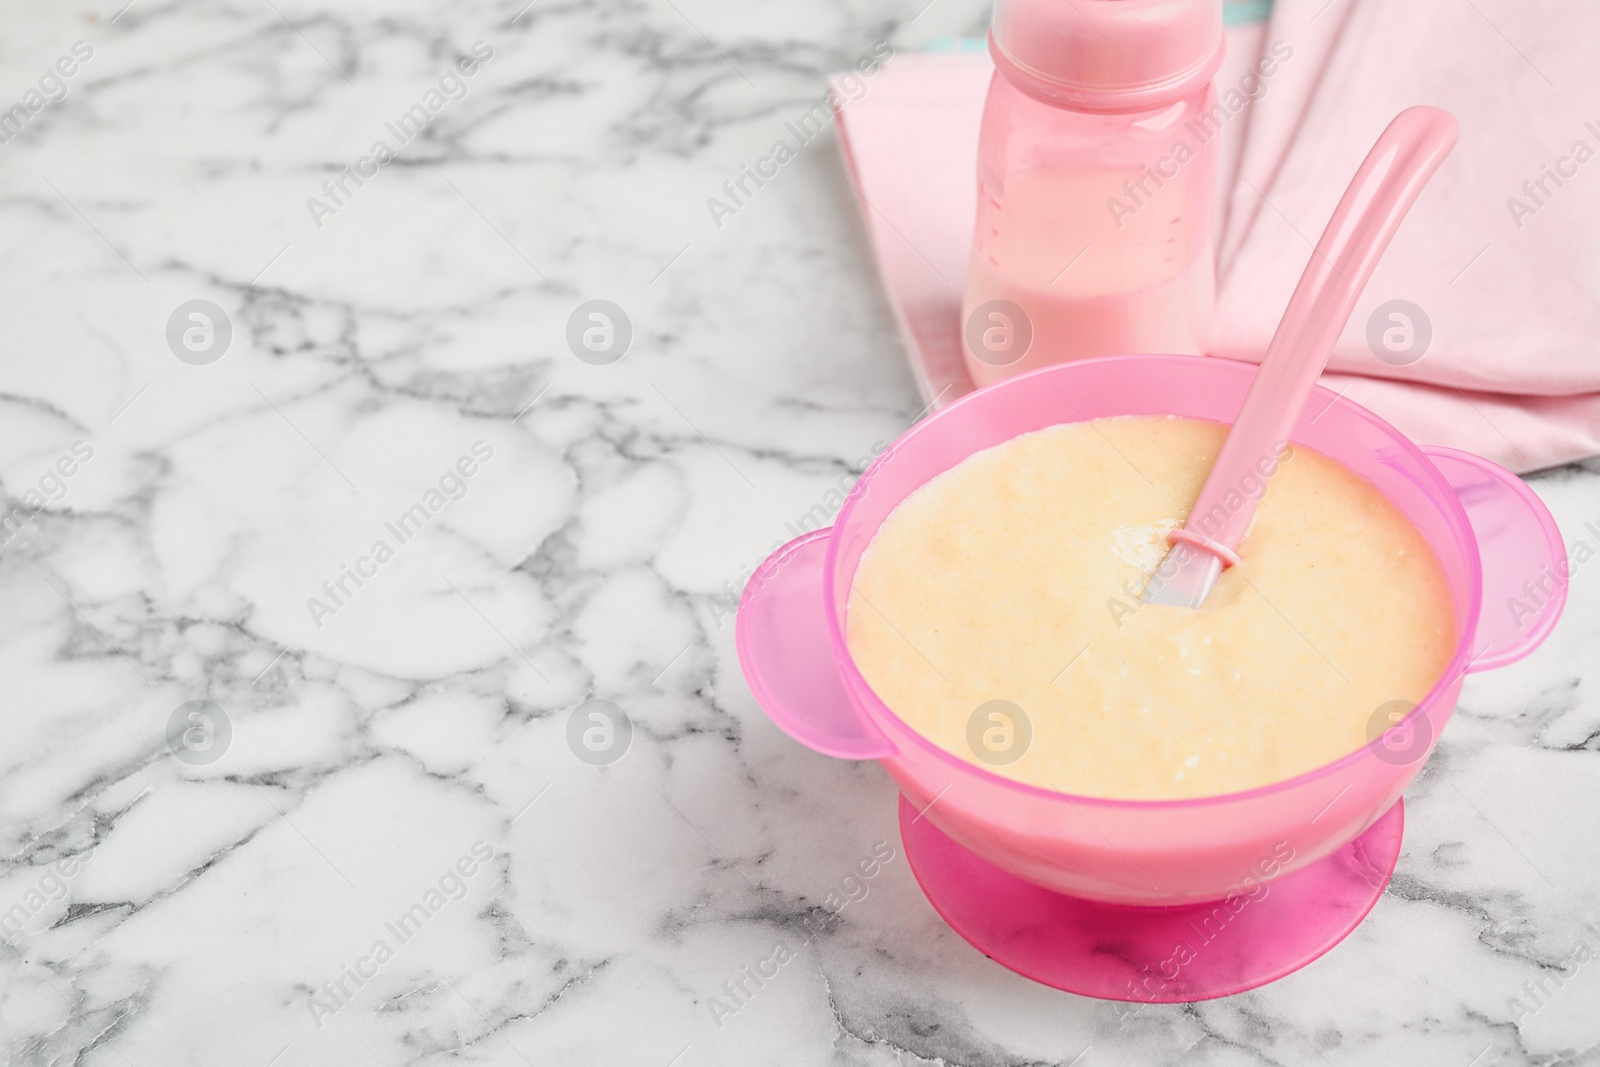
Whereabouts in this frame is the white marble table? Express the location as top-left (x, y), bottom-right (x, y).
top-left (1, 1), bottom-right (1598, 1065)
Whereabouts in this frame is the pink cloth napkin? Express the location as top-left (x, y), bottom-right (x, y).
top-left (832, 11), bottom-right (1600, 472)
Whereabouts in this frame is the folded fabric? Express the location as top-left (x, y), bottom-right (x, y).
top-left (831, 12), bottom-right (1600, 472)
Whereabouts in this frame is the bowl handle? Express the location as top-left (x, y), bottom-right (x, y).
top-left (734, 529), bottom-right (897, 759)
top-left (1423, 446), bottom-right (1567, 671)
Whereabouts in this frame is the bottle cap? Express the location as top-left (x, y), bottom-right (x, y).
top-left (990, 0), bottom-right (1225, 111)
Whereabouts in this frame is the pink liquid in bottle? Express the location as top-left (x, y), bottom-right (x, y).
top-left (963, 0), bottom-right (1225, 387)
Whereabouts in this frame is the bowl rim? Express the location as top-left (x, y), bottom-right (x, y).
top-left (821, 352), bottom-right (1483, 811)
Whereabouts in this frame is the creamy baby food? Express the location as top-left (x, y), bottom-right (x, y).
top-left (845, 416), bottom-right (1455, 800)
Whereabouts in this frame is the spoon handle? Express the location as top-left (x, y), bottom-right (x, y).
top-left (1186, 105), bottom-right (1459, 555)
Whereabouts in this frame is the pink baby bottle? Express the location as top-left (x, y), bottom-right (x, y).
top-left (962, 0), bottom-right (1226, 386)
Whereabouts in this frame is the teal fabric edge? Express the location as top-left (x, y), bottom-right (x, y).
top-left (1224, 0), bottom-right (1273, 24)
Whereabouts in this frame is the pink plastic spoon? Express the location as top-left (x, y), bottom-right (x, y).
top-left (1144, 105), bottom-right (1460, 608)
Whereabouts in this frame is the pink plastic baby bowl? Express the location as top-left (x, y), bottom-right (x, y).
top-left (736, 355), bottom-right (1566, 1002)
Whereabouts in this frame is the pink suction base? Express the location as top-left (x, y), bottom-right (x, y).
top-left (899, 795), bottom-right (1403, 1003)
